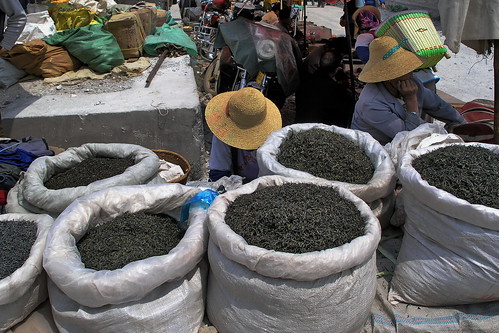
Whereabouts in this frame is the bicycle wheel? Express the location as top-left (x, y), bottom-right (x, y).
top-left (203, 55), bottom-right (221, 95)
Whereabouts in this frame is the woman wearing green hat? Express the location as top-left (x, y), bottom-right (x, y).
top-left (351, 36), bottom-right (466, 145)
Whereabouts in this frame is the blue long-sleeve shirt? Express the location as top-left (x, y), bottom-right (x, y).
top-left (351, 77), bottom-right (466, 145)
top-left (0, 0), bottom-right (27, 50)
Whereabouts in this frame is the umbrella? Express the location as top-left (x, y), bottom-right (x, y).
top-left (438, 0), bottom-right (499, 144)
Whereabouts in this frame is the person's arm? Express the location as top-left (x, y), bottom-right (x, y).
top-left (398, 78), bottom-right (419, 114)
top-left (355, 87), bottom-right (423, 141)
top-left (418, 82), bottom-right (466, 126)
top-left (363, 103), bottom-right (422, 140)
top-left (0, 0), bottom-right (27, 50)
top-left (208, 136), bottom-right (233, 182)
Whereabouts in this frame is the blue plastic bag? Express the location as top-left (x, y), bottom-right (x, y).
top-left (179, 189), bottom-right (219, 229)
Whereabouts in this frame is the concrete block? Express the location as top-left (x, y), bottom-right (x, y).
top-left (2, 56), bottom-right (207, 180)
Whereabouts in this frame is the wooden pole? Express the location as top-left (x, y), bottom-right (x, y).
top-left (303, 0), bottom-right (307, 47)
top-left (494, 39), bottom-right (498, 144)
top-left (145, 48), bottom-right (168, 88)
top-left (343, 0), bottom-right (356, 100)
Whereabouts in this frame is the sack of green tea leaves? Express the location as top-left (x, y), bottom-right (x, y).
top-left (384, 123), bottom-right (463, 227)
top-left (43, 184), bottom-right (208, 333)
top-left (0, 213), bottom-right (53, 332)
top-left (207, 175), bottom-right (381, 332)
top-left (257, 123), bottom-right (397, 228)
top-left (388, 143), bottom-right (499, 306)
top-left (384, 123), bottom-right (463, 169)
top-left (16, 143), bottom-right (161, 216)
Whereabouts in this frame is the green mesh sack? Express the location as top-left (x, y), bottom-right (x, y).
top-left (43, 24), bottom-right (124, 73)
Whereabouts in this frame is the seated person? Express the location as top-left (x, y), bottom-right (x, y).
top-left (262, 3), bottom-right (280, 25)
top-left (274, 5), bottom-right (292, 34)
top-left (206, 87), bottom-right (282, 182)
top-left (352, 5), bottom-right (381, 64)
top-left (302, 37), bottom-right (349, 77)
top-left (295, 50), bottom-right (355, 128)
top-left (351, 36), bottom-right (466, 145)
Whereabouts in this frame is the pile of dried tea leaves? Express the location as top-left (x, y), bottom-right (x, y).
top-left (277, 129), bottom-right (374, 184)
top-left (225, 183), bottom-right (366, 253)
top-left (45, 157), bottom-right (135, 189)
top-left (0, 220), bottom-right (37, 279)
top-left (77, 212), bottom-right (184, 271)
top-left (412, 145), bottom-right (499, 209)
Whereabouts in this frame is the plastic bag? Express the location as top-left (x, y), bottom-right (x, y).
top-left (257, 123), bottom-right (397, 228)
top-left (179, 189), bottom-right (218, 228)
top-left (207, 175), bottom-right (381, 332)
top-left (43, 184), bottom-right (207, 333)
top-left (16, 11), bottom-right (57, 44)
top-left (389, 142), bottom-right (499, 306)
top-left (18, 143), bottom-right (160, 214)
top-left (384, 123), bottom-right (463, 169)
top-left (0, 213), bottom-right (53, 331)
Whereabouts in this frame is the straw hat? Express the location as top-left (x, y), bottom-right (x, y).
top-left (358, 36), bottom-right (424, 83)
top-left (352, 5), bottom-right (381, 38)
top-left (205, 87), bottom-right (282, 150)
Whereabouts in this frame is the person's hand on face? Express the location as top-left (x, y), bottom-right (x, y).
top-left (397, 78), bottom-right (418, 100)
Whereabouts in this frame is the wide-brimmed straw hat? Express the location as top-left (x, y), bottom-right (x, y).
top-left (358, 36), bottom-right (424, 83)
top-left (205, 87), bottom-right (282, 150)
top-left (352, 5), bottom-right (381, 38)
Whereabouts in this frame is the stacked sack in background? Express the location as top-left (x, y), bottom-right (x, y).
top-left (0, 0), bottom-right (184, 89)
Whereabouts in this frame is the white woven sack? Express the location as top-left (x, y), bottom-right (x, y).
top-left (389, 142), bottom-right (499, 306)
top-left (19, 143), bottom-right (160, 214)
top-left (5, 182), bottom-right (33, 215)
top-left (16, 11), bottom-right (56, 45)
top-left (0, 213), bottom-right (53, 332)
top-left (384, 123), bottom-right (463, 169)
top-left (43, 184), bottom-right (208, 333)
top-left (207, 175), bottom-right (381, 333)
top-left (257, 123), bottom-right (397, 227)
top-left (69, 0), bottom-right (117, 14)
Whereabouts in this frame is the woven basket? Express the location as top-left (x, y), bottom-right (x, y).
top-left (376, 11), bottom-right (446, 69)
top-left (153, 149), bottom-right (191, 185)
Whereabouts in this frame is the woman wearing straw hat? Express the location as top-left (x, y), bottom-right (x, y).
top-left (206, 87), bottom-right (282, 182)
top-left (351, 36), bottom-right (466, 145)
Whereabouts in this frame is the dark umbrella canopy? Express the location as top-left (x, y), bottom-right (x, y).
top-left (214, 17), bottom-right (301, 96)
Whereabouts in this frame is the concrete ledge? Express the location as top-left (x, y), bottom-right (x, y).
top-left (2, 55), bottom-right (206, 179)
